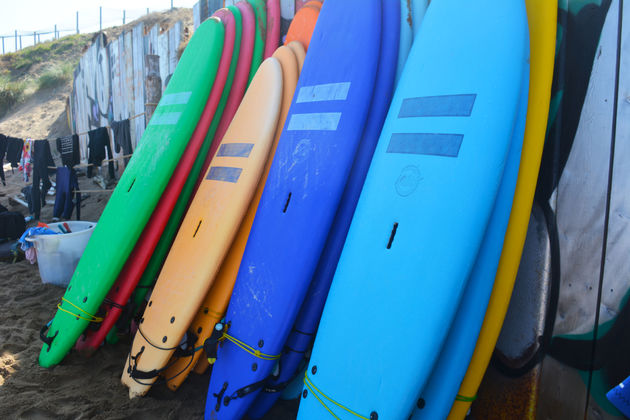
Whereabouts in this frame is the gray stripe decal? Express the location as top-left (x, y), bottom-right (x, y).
top-left (287, 112), bottom-right (342, 131)
top-left (387, 133), bottom-right (464, 157)
top-left (217, 143), bottom-right (254, 158)
top-left (296, 82), bottom-right (351, 103)
top-left (206, 166), bottom-right (243, 183)
top-left (150, 112), bottom-right (182, 125)
top-left (159, 91), bottom-right (192, 106)
top-left (398, 94), bottom-right (476, 118)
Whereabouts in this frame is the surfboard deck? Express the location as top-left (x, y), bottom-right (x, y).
top-left (38, 18), bottom-right (225, 368)
top-left (284, 0), bottom-right (320, 51)
top-left (162, 44), bottom-right (303, 391)
top-left (120, 57), bottom-right (283, 399)
top-left (246, 1), bottom-right (399, 417)
top-left (446, 2), bottom-right (556, 418)
top-left (74, 11), bottom-right (237, 356)
top-left (264, 0), bottom-right (281, 59)
top-left (105, 4), bottom-right (252, 345)
top-left (205, 1), bottom-right (381, 418)
top-left (296, 1), bottom-right (529, 418)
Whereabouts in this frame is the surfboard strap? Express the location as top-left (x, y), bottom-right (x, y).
top-left (56, 297), bottom-right (104, 323)
top-left (454, 393), bottom-right (477, 403)
top-left (303, 372), bottom-right (377, 420)
top-left (127, 328), bottom-right (203, 384)
top-left (39, 320), bottom-right (58, 351)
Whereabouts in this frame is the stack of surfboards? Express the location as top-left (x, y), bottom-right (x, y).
top-left (37, 1), bottom-right (562, 419)
top-left (39, 0), bottom-right (282, 367)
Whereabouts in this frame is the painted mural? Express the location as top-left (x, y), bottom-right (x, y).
top-left (471, 1), bottom-right (630, 419)
top-left (68, 21), bottom-right (184, 169)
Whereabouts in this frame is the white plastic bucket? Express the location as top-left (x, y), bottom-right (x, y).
top-left (26, 221), bottom-right (97, 287)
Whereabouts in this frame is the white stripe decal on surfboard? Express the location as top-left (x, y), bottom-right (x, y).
top-left (287, 113), bottom-right (342, 131)
top-left (398, 94), bottom-right (477, 118)
top-left (387, 133), bottom-right (464, 157)
top-left (150, 112), bottom-right (182, 125)
top-left (217, 143), bottom-right (255, 158)
top-left (296, 82), bottom-right (351, 103)
top-left (159, 91), bottom-right (193, 106)
top-left (206, 166), bottom-right (243, 183)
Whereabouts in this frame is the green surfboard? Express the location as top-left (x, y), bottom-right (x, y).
top-left (39, 18), bottom-right (225, 368)
top-left (248, 0), bottom-right (266, 84)
top-left (105, 5), bottom-right (247, 345)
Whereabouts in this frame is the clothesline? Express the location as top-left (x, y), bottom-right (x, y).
top-left (47, 154), bottom-right (133, 170)
top-left (74, 112), bottom-right (145, 137)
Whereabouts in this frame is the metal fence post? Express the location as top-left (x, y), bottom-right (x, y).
top-left (123, 10), bottom-right (126, 25)
top-left (2, 38), bottom-right (4, 55)
top-left (100, 6), bottom-right (102, 31)
top-left (33, 31), bottom-right (36, 45)
top-left (54, 24), bottom-right (57, 39)
top-left (76, 11), bottom-right (79, 34)
top-left (14, 30), bottom-right (17, 51)
top-left (19, 35), bottom-right (22, 50)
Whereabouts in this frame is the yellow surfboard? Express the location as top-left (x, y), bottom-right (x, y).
top-left (287, 40), bottom-right (306, 73)
top-left (447, 1), bottom-right (557, 418)
top-left (120, 57), bottom-right (283, 399)
top-left (162, 44), bottom-right (304, 391)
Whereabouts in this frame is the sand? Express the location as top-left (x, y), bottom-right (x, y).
top-left (0, 164), bottom-right (299, 420)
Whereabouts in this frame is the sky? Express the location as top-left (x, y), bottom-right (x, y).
top-left (0, 0), bottom-right (199, 53)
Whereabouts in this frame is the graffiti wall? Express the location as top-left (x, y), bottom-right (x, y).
top-left (68, 21), bottom-right (184, 166)
top-left (471, 1), bottom-right (630, 419)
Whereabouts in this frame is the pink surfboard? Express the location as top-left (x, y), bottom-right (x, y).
top-left (73, 13), bottom-right (236, 356)
top-left (264, 0), bottom-right (281, 59)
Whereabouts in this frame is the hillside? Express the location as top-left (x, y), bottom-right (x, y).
top-left (0, 7), bottom-right (193, 140)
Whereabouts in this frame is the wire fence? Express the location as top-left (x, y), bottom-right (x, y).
top-left (0, 2), bottom-right (194, 55)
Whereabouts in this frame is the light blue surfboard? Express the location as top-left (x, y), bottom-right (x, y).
top-left (412, 37), bottom-right (530, 419)
top-left (297, 0), bottom-right (530, 419)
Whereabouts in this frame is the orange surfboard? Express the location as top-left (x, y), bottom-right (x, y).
top-left (287, 40), bottom-right (306, 73)
top-left (284, 0), bottom-right (321, 50)
top-left (120, 57), bottom-right (283, 399)
top-left (163, 44), bottom-right (304, 390)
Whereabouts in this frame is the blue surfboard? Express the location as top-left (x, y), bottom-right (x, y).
top-left (396, 0), bottom-right (413, 84)
top-left (204, 1), bottom-right (381, 418)
top-left (246, 1), bottom-right (400, 417)
top-left (412, 41), bottom-right (529, 420)
top-left (296, 1), bottom-right (530, 419)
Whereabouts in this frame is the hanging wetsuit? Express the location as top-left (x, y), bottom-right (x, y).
top-left (0, 134), bottom-right (7, 185)
top-left (53, 167), bottom-right (81, 220)
top-left (111, 119), bottom-right (133, 165)
top-left (31, 140), bottom-right (55, 220)
top-left (56, 134), bottom-right (81, 167)
top-left (87, 127), bottom-right (115, 179)
top-left (6, 137), bottom-right (23, 168)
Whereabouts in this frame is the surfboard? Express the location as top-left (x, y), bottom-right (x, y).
top-left (287, 40), bottom-right (306, 73)
top-left (410, 14), bottom-right (530, 417)
top-left (38, 18), bottom-right (225, 368)
top-left (411, 0), bottom-right (428, 37)
top-left (204, 1), bottom-right (381, 418)
top-left (396, 0), bottom-right (413, 85)
top-left (296, 1), bottom-right (529, 418)
top-left (120, 57), bottom-right (283, 399)
top-left (248, 0), bottom-right (267, 84)
top-left (264, 0), bottom-right (281, 59)
top-left (446, 2), bottom-right (556, 418)
top-left (246, 1), bottom-right (399, 417)
top-left (74, 10), bottom-right (237, 357)
top-left (107, 4), bottom-right (252, 346)
top-left (284, 0), bottom-right (320, 51)
top-left (161, 44), bottom-right (302, 392)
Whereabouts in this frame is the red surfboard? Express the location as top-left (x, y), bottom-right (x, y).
top-left (74, 13), bottom-right (236, 356)
top-left (264, 0), bottom-right (281, 59)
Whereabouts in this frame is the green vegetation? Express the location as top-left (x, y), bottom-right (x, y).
top-left (37, 63), bottom-right (75, 91)
top-left (0, 76), bottom-right (26, 117)
top-left (0, 34), bottom-right (90, 75)
top-left (0, 34), bottom-right (91, 117)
